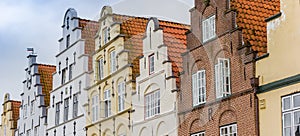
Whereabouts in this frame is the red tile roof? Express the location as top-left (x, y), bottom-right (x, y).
top-left (11, 100), bottom-right (21, 129)
top-left (38, 64), bottom-right (56, 107)
top-left (231, 0), bottom-right (280, 56)
top-left (79, 19), bottom-right (99, 71)
top-left (113, 14), bottom-right (189, 88)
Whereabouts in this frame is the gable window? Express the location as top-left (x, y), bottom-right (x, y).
top-left (103, 27), bottom-right (110, 45)
top-left (30, 101), bottom-right (35, 115)
top-left (192, 70), bottom-right (206, 106)
top-left (73, 94), bottom-right (78, 118)
top-left (92, 95), bottom-right (99, 122)
top-left (215, 58), bottom-right (231, 98)
top-left (202, 15), bottom-right (216, 42)
top-left (98, 58), bottom-right (104, 80)
top-left (55, 103), bottom-right (60, 125)
top-left (118, 81), bottom-right (125, 112)
top-left (64, 98), bottom-right (69, 121)
top-left (282, 93), bottom-right (300, 136)
top-left (66, 35), bottom-right (70, 48)
top-left (145, 90), bottom-right (160, 118)
top-left (149, 54), bottom-right (155, 74)
top-left (220, 124), bottom-right (237, 136)
top-left (24, 104), bottom-right (27, 118)
top-left (110, 51), bottom-right (116, 73)
top-left (62, 69), bottom-right (66, 84)
top-left (191, 131), bottom-right (205, 136)
top-left (104, 90), bottom-right (111, 117)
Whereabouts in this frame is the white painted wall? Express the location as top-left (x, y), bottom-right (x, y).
top-left (132, 18), bottom-right (178, 136)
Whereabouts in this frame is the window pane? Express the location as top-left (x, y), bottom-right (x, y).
top-left (294, 111), bottom-right (300, 126)
top-left (283, 97), bottom-right (291, 110)
top-left (293, 95), bottom-right (300, 108)
top-left (284, 128), bottom-right (291, 136)
top-left (284, 113), bottom-right (292, 127)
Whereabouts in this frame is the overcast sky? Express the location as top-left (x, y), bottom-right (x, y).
top-left (0, 0), bottom-right (193, 123)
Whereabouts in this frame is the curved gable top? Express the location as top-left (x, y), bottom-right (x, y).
top-left (145, 17), bottom-right (160, 36)
top-left (63, 8), bottom-right (78, 26)
top-left (100, 6), bottom-right (113, 18)
top-left (4, 93), bottom-right (10, 102)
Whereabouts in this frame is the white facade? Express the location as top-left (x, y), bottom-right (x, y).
top-left (46, 8), bottom-right (97, 136)
top-left (16, 52), bottom-right (55, 136)
top-left (132, 18), bottom-right (179, 136)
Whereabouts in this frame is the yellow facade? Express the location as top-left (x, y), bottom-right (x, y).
top-left (85, 6), bottom-right (143, 136)
top-left (0, 94), bottom-right (21, 136)
top-left (256, 0), bottom-right (300, 136)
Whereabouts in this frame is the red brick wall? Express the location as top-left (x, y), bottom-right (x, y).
top-left (177, 0), bottom-right (258, 135)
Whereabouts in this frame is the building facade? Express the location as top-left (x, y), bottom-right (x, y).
top-left (132, 18), bottom-right (188, 136)
top-left (256, 0), bottom-right (300, 135)
top-left (0, 93), bottom-right (21, 136)
top-left (85, 6), bottom-right (146, 136)
top-left (46, 8), bottom-right (98, 136)
top-left (16, 50), bottom-right (56, 136)
top-left (178, 0), bottom-right (279, 136)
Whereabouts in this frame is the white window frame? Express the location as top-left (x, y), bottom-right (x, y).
top-left (220, 124), bottom-right (237, 136)
top-left (202, 15), bottom-right (216, 43)
top-left (98, 58), bottom-right (104, 80)
top-left (30, 101), bottom-right (35, 115)
top-left (103, 27), bottom-right (109, 45)
top-left (191, 131), bottom-right (205, 136)
top-left (55, 103), bottom-right (60, 125)
top-left (92, 95), bottom-right (99, 122)
top-left (145, 90), bottom-right (160, 118)
top-left (118, 81), bottom-right (125, 112)
top-left (149, 54), bottom-right (155, 74)
top-left (192, 70), bottom-right (206, 106)
top-left (110, 51), bottom-right (116, 73)
top-left (104, 90), bottom-right (111, 117)
top-left (215, 58), bottom-right (231, 98)
top-left (73, 94), bottom-right (78, 118)
top-left (64, 98), bottom-right (69, 121)
top-left (282, 93), bottom-right (300, 136)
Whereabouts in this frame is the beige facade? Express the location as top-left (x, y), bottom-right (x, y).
top-left (85, 6), bottom-right (146, 136)
top-left (0, 94), bottom-right (21, 136)
top-left (256, 0), bottom-right (300, 136)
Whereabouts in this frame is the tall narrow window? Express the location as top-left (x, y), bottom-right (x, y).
top-left (73, 94), bottom-right (78, 118)
top-left (66, 35), bottom-right (70, 48)
top-left (118, 81), bottom-right (125, 112)
top-left (55, 103), bottom-right (60, 125)
top-left (98, 58), bottom-right (104, 80)
top-left (30, 101), bottom-right (35, 115)
top-left (34, 127), bottom-right (38, 136)
top-left (192, 70), bottom-right (206, 106)
top-left (202, 15), bottom-right (216, 42)
top-left (64, 98), bottom-right (69, 121)
top-left (220, 124), bottom-right (237, 136)
top-left (62, 69), bottom-right (66, 84)
top-left (69, 64), bottom-right (73, 80)
top-left (92, 95), bottom-right (99, 122)
top-left (110, 51), bottom-right (116, 73)
top-left (3, 125), bottom-right (6, 136)
top-left (149, 54), bottom-right (154, 74)
top-left (103, 27), bottom-right (109, 45)
top-left (282, 93), bottom-right (300, 136)
top-left (145, 90), bottom-right (160, 118)
top-left (215, 58), bottom-right (231, 98)
top-left (104, 90), bottom-right (111, 117)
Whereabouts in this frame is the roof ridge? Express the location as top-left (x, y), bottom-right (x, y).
top-left (37, 63), bottom-right (56, 67)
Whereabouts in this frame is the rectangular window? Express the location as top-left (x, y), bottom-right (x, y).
top-left (98, 58), bottom-right (104, 80)
top-left (192, 70), bottom-right (206, 106)
top-left (26, 130), bottom-right (31, 136)
top-left (202, 15), bottom-right (216, 42)
top-left (34, 127), bottom-right (38, 136)
top-left (92, 95), bottom-right (99, 122)
top-left (191, 131), bottom-right (205, 136)
top-left (103, 27), bottom-right (109, 45)
top-left (24, 104), bottom-right (27, 118)
top-left (64, 98), bottom-right (69, 121)
top-left (55, 103), bottom-right (60, 125)
top-left (118, 81), bottom-right (125, 112)
top-left (215, 58), bottom-right (231, 98)
top-left (110, 51), bottom-right (116, 73)
top-left (30, 101), bottom-right (34, 115)
top-left (145, 91), bottom-right (160, 118)
top-left (220, 124), bottom-right (237, 136)
top-left (282, 93), bottom-right (300, 136)
top-left (62, 69), bottom-right (66, 84)
top-left (73, 94), bottom-right (78, 118)
top-left (69, 64), bottom-right (73, 80)
top-left (149, 54), bottom-right (155, 74)
top-left (66, 35), bottom-right (70, 48)
top-left (104, 90), bottom-right (111, 117)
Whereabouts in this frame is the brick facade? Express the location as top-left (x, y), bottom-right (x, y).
top-left (176, 0), bottom-right (273, 135)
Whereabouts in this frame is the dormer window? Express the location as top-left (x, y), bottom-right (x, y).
top-left (202, 15), bottom-right (216, 43)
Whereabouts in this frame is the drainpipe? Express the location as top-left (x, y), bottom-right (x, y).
top-left (251, 51), bottom-right (260, 136)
